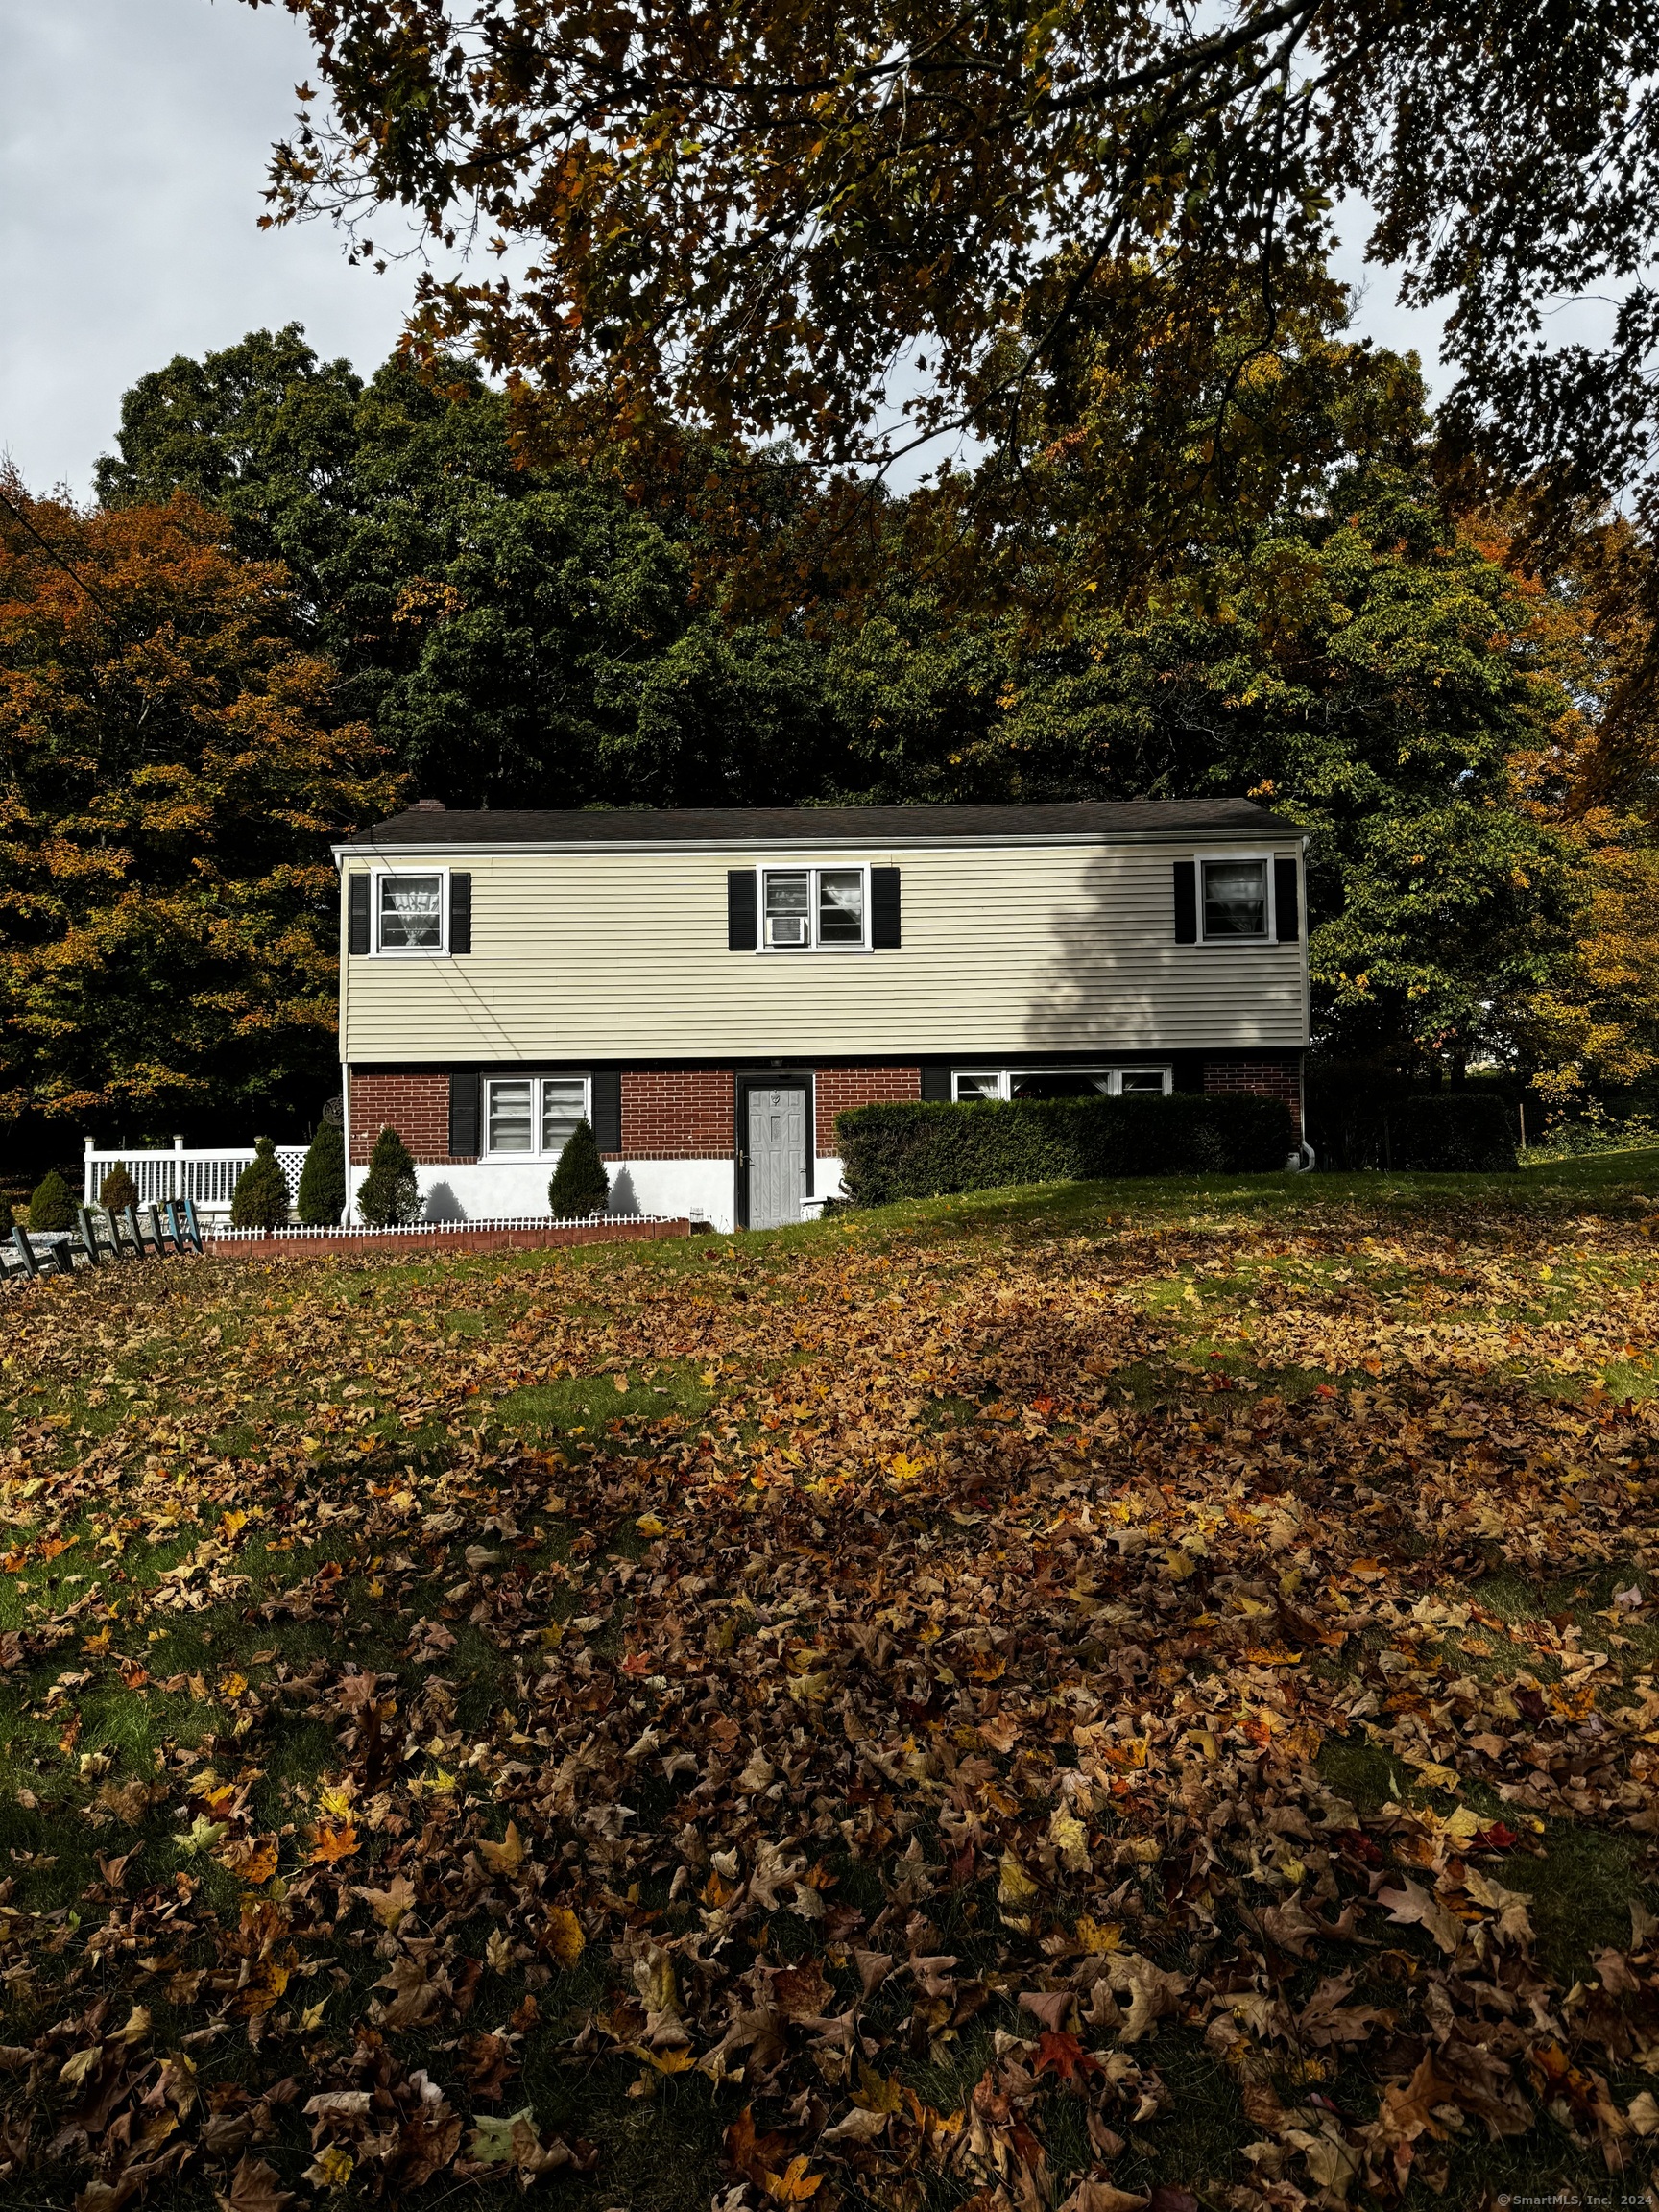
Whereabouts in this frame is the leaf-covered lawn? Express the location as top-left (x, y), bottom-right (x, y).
top-left (6, 1160), bottom-right (1659, 2211)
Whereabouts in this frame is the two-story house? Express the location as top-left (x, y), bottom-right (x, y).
top-left (334, 800), bottom-right (1310, 1230)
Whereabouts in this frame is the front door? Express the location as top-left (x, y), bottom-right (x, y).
top-left (745, 1086), bottom-right (806, 1229)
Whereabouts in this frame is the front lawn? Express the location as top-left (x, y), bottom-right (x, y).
top-left (5, 1155), bottom-right (1659, 2209)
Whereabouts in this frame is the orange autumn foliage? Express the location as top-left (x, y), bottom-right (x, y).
top-left (1482, 508), bottom-right (1659, 1098)
top-left (0, 475), bottom-right (400, 1128)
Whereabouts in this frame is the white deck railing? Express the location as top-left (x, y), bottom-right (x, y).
top-left (84, 1139), bottom-right (308, 1219)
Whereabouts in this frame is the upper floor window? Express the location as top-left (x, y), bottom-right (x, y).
top-left (378, 872), bottom-right (444, 953)
top-left (762, 866), bottom-right (866, 950)
top-left (1201, 858), bottom-right (1269, 940)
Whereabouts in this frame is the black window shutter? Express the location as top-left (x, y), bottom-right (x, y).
top-left (1173, 859), bottom-right (1198, 944)
top-left (920, 1065), bottom-right (952, 1102)
top-left (870, 866), bottom-right (901, 949)
top-left (348, 873), bottom-right (370, 955)
top-left (449, 871), bottom-right (472, 954)
top-left (448, 1072), bottom-right (480, 1157)
top-left (591, 1070), bottom-right (622, 1153)
top-left (727, 870), bottom-right (757, 950)
top-left (1274, 855), bottom-right (1300, 943)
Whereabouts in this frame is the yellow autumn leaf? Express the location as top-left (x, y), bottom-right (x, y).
top-left (998, 1851), bottom-right (1038, 1906)
top-left (853, 2060), bottom-right (903, 2114)
top-left (545, 1906), bottom-right (586, 1967)
top-left (305, 2143), bottom-right (353, 2189)
top-left (762, 2155), bottom-right (824, 2202)
top-left (1074, 1916), bottom-right (1124, 1953)
top-left (354, 1873), bottom-right (416, 1928)
top-left (479, 1820), bottom-right (524, 1875)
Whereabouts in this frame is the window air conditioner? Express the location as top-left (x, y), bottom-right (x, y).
top-left (768, 915), bottom-right (808, 946)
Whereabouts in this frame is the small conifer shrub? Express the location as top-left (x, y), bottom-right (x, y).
top-left (229, 1137), bottom-right (291, 1231)
top-left (28, 1170), bottom-right (74, 1232)
top-left (296, 1119), bottom-right (347, 1226)
top-left (548, 1119), bottom-right (610, 1217)
top-left (98, 1163), bottom-right (139, 1216)
top-left (357, 1125), bottom-right (421, 1227)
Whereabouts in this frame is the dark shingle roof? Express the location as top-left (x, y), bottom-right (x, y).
top-left (341, 801), bottom-right (1299, 848)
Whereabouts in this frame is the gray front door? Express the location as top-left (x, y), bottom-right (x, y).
top-left (746, 1087), bottom-right (806, 1229)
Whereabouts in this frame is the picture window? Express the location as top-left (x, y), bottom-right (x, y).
top-left (951, 1067), bottom-right (1172, 1101)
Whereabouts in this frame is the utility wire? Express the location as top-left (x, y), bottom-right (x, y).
top-left (0, 480), bottom-right (129, 637)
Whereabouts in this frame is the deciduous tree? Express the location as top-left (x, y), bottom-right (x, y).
top-left (0, 478), bottom-right (399, 1135)
top-left (254, 0), bottom-right (1659, 528)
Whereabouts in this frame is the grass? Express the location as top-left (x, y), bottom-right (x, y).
top-left (1, 1150), bottom-right (1658, 2208)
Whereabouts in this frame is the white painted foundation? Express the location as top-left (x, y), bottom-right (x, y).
top-left (348, 1157), bottom-right (740, 1233)
top-left (346, 1152), bottom-right (852, 1233)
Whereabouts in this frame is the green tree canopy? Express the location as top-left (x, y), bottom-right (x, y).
top-left (95, 331), bottom-right (836, 807)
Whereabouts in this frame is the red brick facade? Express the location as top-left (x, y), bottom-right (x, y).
top-left (351, 1060), bottom-right (1299, 1162)
top-left (1202, 1055), bottom-right (1303, 1136)
top-left (349, 1073), bottom-right (454, 1165)
top-left (617, 1071), bottom-right (733, 1162)
top-left (815, 1066), bottom-right (922, 1154)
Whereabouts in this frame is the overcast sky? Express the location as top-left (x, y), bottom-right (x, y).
top-left (1, 0), bottom-right (1463, 505)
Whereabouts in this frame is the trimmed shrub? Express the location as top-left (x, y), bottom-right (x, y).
top-left (1385, 1093), bottom-right (1518, 1172)
top-left (295, 1119), bottom-right (347, 1226)
top-left (836, 1091), bottom-right (1297, 1207)
top-left (98, 1162), bottom-right (138, 1215)
top-left (357, 1125), bottom-right (421, 1227)
top-left (1305, 1061), bottom-right (1522, 1170)
top-left (27, 1170), bottom-right (74, 1232)
top-left (548, 1119), bottom-right (610, 1216)
top-left (229, 1136), bottom-right (291, 1230)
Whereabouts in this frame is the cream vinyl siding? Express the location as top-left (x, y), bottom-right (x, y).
top-left (339, 841), bottom-right (1308, 1062)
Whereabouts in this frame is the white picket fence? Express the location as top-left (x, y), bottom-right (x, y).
top-left (206, 1214), bottom-right (655, 1241)
top-left (84, 1139), bottom-right (308, 1221)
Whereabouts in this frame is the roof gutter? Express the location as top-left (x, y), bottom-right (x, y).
top-left (331, 825), bottom-right (1309, 865)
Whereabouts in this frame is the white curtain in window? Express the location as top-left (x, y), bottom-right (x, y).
top-left (380, 876), bottom-right (442, 950)
top-left (818, 870), bottom-right (864, 942)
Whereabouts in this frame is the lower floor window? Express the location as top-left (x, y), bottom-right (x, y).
top-left (486, 1074), bottom-right (591, 1157)
top-left (953, 1067), bottom-right (1172, 1101)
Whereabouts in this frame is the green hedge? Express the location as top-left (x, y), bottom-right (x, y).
top-left (1384, 1092), bottom-right (1518, 1172)
top-left (835, 1092), bottom-right (1298, 1206)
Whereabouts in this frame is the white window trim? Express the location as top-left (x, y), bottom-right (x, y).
top-left (754, 862), bottom-right (872, 953)
top-left (950, 1066), bottom-right (1173, 1100)
top-left (372, 864), bottom-right (449, 958)
top-left (1194, 849), bottom-right (1276, 945)
top-left (482, 1072), bottom-right (592, 1162)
